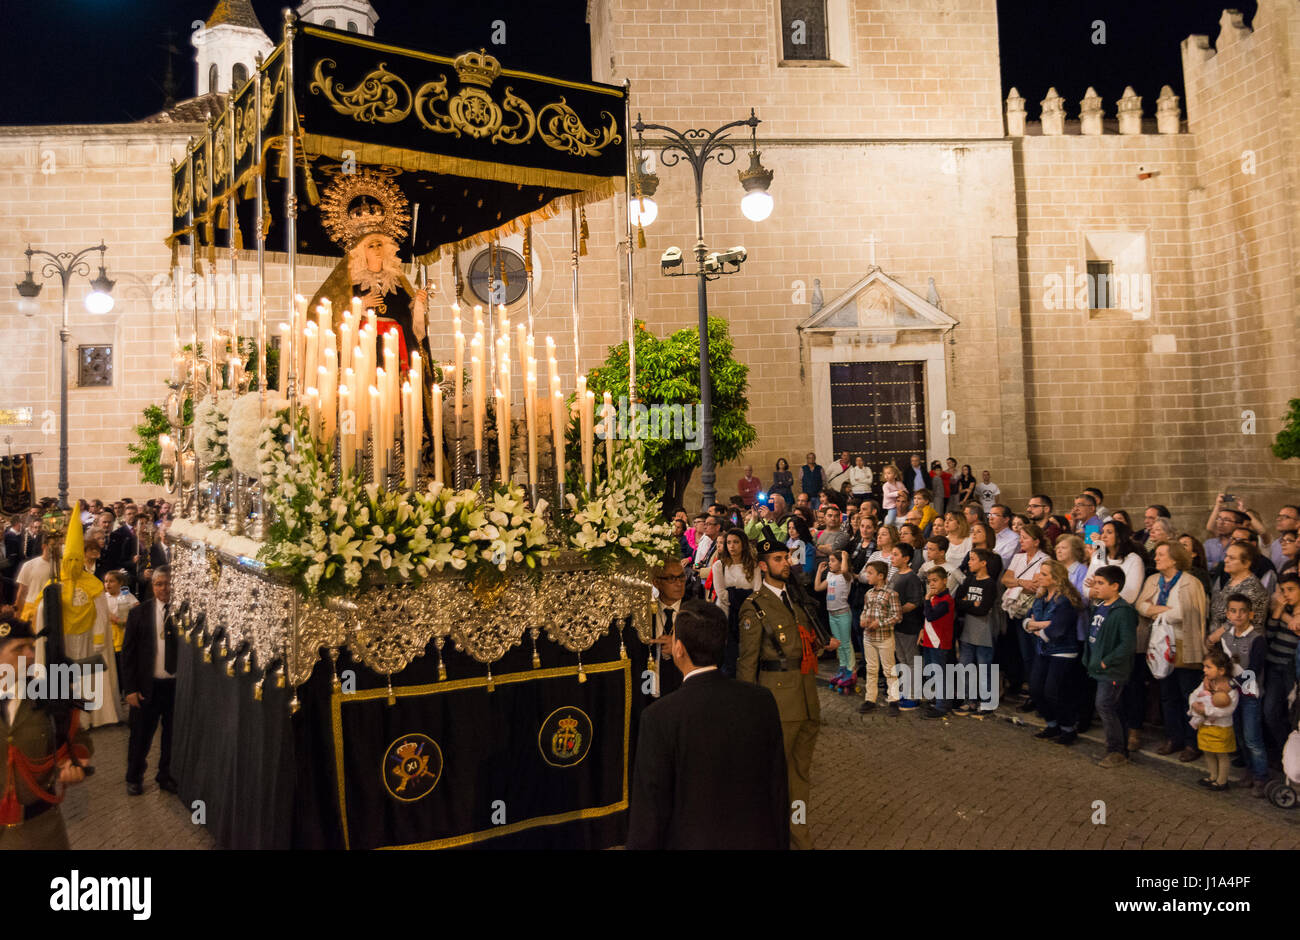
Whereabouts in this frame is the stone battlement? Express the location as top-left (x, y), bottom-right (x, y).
top-left (1005, 85), bottom-right (1183, 137)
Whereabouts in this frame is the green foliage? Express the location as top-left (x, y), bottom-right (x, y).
top-left (586, 317), bottom-right (757, 511)
top-left (127, 404), bottom-right (171, 486)
top-left (1273, 398), bottom-right (1300, 460)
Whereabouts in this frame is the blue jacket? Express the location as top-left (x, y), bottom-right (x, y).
top-left (1031, 593), bottom-right (1082, 656)
top-left (800, 464), bottom-right (823, 496)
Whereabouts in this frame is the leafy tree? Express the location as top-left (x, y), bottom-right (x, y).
top-left (586, 317), bottom-right (757, 514)
top-left (1273, 398), bottom-right (1300, 460)
top-left (127, 404), bottom-right (173, 486)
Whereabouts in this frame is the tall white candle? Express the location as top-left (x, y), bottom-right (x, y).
top-left (582, 390), bottom-right (595, 492)
top-left (551, 389), bottom-right (564, 491)
top-left (525, 362), bottom-right (538, 489)
top-left (339, 385), bottom-right (354, 477)
top-left (376, 366), bottom-right (390, 459)
top-left (410, 353), bottom-right (423, 474)
top-left (278, 323), bottom-right (290, 392)
top-left (306, 387), bottom-right (320, 442)
top-left (338, 323), bottom-right (353, 375)
top-left (603, 391), bottom-right (615, 474)
top-left (402, 381), bottom-right (415, 491)
top-left (496, 387), bottom-right (510, 483)
top-left (369, 386), bottom-right (383, 485)
top-left (432, 383), bottom-right (443, 485)
top-left (453, 331), bottom-right (465, 436)
top-left (471, 338), bottom-right (484, 453)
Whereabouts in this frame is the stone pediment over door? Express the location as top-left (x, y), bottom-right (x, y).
top-left (798, 266), bottom-right (959, 345)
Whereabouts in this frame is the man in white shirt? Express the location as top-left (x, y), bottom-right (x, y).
top-left (693, 516), bottom-right (721, 570)
top-left (649, 559), bottom-right (688, 697)
top-left (988, 504), bottom-right (1019, 568)
top-left (824, 451), bottom-right (852, 493)
top-left (974, 470), bottom-right (1001, 515)
top-left (13, 539), bottom-right (57, 618)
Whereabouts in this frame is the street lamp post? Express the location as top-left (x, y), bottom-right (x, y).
top-left (15, 243), bottom-right (115, 511)
top-left (632, 110), bottom-right (773, 511)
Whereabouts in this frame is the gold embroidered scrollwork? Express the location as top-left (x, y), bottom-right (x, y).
top-left (538, 100), bottom-right (622, 157)
top-left (494, 87), bottom-right (536, 145)
top-left (311, 58), bottom-right (412, 124)
top-left (194, 154), bottom-right (210, 205)
top-left (414, 77), bottom-right (455, 135)
top-left (213, 116), bottom-right (231, 185)
top-left (173, 172), bottom-right (192, 217)
top-left (234, 99), bottom-right (256, 162)
top-left (260, 63), bottom-right (285, 129)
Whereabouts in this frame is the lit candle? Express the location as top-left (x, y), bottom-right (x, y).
top-left (369, 386), bottom-right (383, 485)
top-left (471, 338), bottom-right (484, 453)
top-left (352, 348), bottom-right (368, 437)
top-left (376, 366), bottom-right (389, 459)
top-left (402, 381), bottom-right (415, 491)
top-left (551, 389), bottom-right (564, 491)
top-left (453, 331), bottom-right (465, 437)
top-left (432, 383), bottom-right (443, 485)
top-left (159, 433), bottom-right (176, 468)
top-left (339, 385), bottom-right (354, 477)
top-left (305, 387), bottom-right (320, 441)
top-left (582, 390), bottom-right (595, 492)
top-left (319, 358), bottom-right (336, 446)
top-left (303, 323), bottom-right (319, 396)
top-left (516, 324), bottom-right (528, 386)
top-left (603, 391), bottom-right (614, 474)
top-left (525, 361), bottom-right (538, 489)
top-left (410, 353), bottom-right (423, 472)
top-left (339, 323), bottom-right (353, 375)
top-left (496, 388), bottom-right (509, 482)
top-left (351, 296), bottom-right (362, 325)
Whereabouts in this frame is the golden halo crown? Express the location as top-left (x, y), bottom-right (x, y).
top-left (320, 169), bottom-right (411, 251)
top-left (557, 717), bottom-right (579, 733)
top-left (454, 49), bottom-right (501, 89)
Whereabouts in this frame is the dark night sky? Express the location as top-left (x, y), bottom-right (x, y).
top-left (0, 1), bottom-right (1259, 126)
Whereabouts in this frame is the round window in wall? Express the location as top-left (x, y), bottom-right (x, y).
top-left (467, 247), bottom-right (528, 307)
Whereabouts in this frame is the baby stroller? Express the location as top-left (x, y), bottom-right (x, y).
top-left (1268, 710), bottom-right (1300, 809)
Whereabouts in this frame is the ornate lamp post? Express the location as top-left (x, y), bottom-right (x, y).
top-left (14, 243), bottom-right (115, 510)
top-left (632, 110), bottom-right (773, 510)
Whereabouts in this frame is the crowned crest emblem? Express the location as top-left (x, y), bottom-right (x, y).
top-left (320, 169), bottom-right (412, 251)
top-left (538, 707), bottom-right (593, 768)
top-left (382, 733), bottom-right (443, 802)
top-left (454, 49), bottom-right (502, 89)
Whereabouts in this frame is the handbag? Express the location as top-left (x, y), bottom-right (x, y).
top-left (1001, 557), bottom-right (1045, 619)
top-left (1146, 614), bottom-right (1176, 679)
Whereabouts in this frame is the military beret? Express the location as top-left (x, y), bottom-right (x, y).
top-left (0, 615), bottom-right (36, 642)
top-left (753, 525), bottom-right (787, 559)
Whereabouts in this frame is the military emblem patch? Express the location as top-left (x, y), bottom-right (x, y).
top-left (538, 706), bottom-right (593, 768)
top-left (382, 733), bottom-right (443, 802)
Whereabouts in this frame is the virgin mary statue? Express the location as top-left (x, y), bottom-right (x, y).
top-left (309, 169), bottom-right (437, 460)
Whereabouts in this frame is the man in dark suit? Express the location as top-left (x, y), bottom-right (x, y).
top-left (627, 600), bottom-right (788, 850)
top-left (648, 559), bottom-right (688, 698)
top-left (102, 512), bottom-right (137, 579)
top-left (120, 565), bottom-right (178, 796)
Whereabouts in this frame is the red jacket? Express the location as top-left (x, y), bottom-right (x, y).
top-left (737, 475), bottom-right (762, 507)
top-left (922, 593), bottom-right (955, 649)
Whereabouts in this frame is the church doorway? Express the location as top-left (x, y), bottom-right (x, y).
top-left (829, 360), bottom-right (926, 473)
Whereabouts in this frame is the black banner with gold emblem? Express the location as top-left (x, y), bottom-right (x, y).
top-left (331, 650), bottom-right (632, 850)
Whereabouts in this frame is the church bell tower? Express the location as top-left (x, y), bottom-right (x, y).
top-left (296, 0), bottom-right (380, 36)
top-left (192, 0), bottom-right (274, 96)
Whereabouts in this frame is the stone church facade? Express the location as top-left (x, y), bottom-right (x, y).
top-left (1, 0), bottom-right (1296, 529)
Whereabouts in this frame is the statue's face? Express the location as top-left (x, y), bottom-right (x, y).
top-left (356, 235), bottom-right (397, 273)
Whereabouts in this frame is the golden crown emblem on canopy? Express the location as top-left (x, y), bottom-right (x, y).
top-left (320, 169), bottom-right (411, 251)
top-left (454, 49), bottom-right (502, 88)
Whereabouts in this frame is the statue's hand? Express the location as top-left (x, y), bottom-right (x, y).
top-left (363, 288), bottom-right (384, 312)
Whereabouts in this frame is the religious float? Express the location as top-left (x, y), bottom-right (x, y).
top-left (153, 12), bottom-right (677, 849)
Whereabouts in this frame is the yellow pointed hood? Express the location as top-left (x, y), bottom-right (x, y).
top-left (61, 508), bottom-right (86, 580)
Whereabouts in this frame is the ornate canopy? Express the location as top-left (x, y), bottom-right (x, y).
top-left (169, 21), bottom-right (627, 264)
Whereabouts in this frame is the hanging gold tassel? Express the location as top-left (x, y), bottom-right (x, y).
top-left (169, 238), bottom-right (179, 269)
top-left (637, 220), bottom-right (646, 250)
top-left (523, 223), bottom-right (533, 275)
top-left (230, 196), bottom-right (243, 250)
top-left (578, 206), bottom-right (589, 256)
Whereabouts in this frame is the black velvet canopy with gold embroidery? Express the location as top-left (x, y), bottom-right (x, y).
top-left (169, 21), bottom-right (627, 264)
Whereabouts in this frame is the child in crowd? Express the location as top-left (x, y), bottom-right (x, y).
top-left (1208, 594), bottom-right (1269, 795)
top-left (1189, 647), bottom-right (1239, 791)
top-left (919, 536), bottom-right (963, 594)
top-left (881, 465), bottom-right (905, 525)
top-left (103, 568), bottom-right (138, 684)
top-left (953, 548), bottom-right (999, 716)
top-left (920, 567), bottom-right (955, 719)
top-left (817, 551), bottom-right (855, 691)
top-left (858, 560), bottom-right (901, 713)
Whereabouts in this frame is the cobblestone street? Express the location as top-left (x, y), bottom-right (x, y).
top-left (809, 685), bottom-right (1300, 850)
top-left (62, 688), bottom-right (1300, 850)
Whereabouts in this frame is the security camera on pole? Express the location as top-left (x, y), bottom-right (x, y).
top-left (631, 110), bottom-right (773, 511)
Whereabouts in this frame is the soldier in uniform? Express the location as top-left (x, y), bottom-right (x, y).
top-left (737, 526), bottom-right (838, 850)
top-left (0, 614), bottom-right (92, 850)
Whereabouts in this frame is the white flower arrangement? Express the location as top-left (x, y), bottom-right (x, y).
top-left (228, 392), bottom-right (288, 479)
top-left (564, 440), bottom-right (676, 568)
top-left (163, 518), bottom-right (263, 556)
top-left (255, 412), bottom-right (554, 595)
top-left (194, 391), bottom-right (234, 480)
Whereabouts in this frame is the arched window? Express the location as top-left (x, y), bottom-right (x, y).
top-left (208, 63), bottom-right (220, 94)
top-left (323, 18), bottom-right (335, 28)
top-left (232, 63), bottom-right (248, 88)
top-left (347, 21), bottom-right (358, 32)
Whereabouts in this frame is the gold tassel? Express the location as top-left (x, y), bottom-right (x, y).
top-left (169, 238), bottom-right (179, 269)
top-left (576, 654), bottom-right (587, 684)
top-left (637, 220), bottom-right (646, 250)
top-left (579, 206), bottom-right (589, 256)
top-left (523, 224), bottom-right (533, 275)
top-left (485, 665), bottom-right (495, 693)
top-left (386, 675), bottom-right (396, 706)
top-left (230, 197), bottom-right (243, 250)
